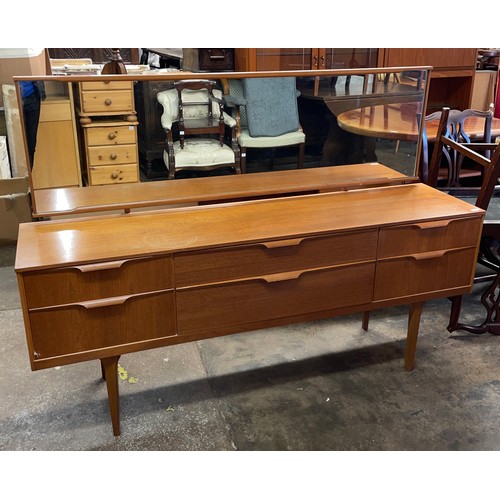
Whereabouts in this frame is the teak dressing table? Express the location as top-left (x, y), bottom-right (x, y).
top-left (16, 182), bottom-right (483, 435)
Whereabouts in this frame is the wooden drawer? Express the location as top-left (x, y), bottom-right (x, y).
top-left (80, 81), bottom-right (133, 91)
top-left (378, 217), bottom-right (481, 258)
top-left (373, 247), bottom-right (477, 301)
top-left (85, 124), bottom-right (137, 146)
top-left (24, 255), bottom-right (173, 309)
top-left (177, 262), bottom-right (375, 335)
top-left (29, 290), bottom-right (176, 359)
top-left (87, 144), bottom-right (138, 166)
top-left (175, 229), bottom-right (378, 287)
top-left (80, 89), bottom-right (134, 114)
top-left (88, 164), bottom-right (138, 185)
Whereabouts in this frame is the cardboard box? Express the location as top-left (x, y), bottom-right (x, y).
top-left (0, 48), bottom-right (47, 108)
top-left (0, 136), bottom-right (10, 178)
top-left (0, 177), bottom-right (32, 245)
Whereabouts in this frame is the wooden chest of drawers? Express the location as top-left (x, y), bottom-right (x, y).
top-left (15, 183), bottom-right (484, 435)
top-left (82, 121), bottom-right (139, 185)
top-left (76, 81), bottom-right (139, 186)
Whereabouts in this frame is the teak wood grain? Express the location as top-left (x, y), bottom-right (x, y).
top-left (32, 163), bottom-right (415, 217)
top-left (15, 182), bottom-right (484, 435)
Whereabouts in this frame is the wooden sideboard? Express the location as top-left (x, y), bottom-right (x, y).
top-left (15, 182), bottom-right (483, 435)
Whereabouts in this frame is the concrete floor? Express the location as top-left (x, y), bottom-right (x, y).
top-left (1, 226), bottom-right (500, 452)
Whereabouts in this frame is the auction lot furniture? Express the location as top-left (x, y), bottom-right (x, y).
top-left (16, 182), bottom-right (483, 435)
top-left (31, 163), bottom-right (415, 218)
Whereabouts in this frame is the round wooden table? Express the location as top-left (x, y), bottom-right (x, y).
top-left (337, 102), bottom-right (500, 142)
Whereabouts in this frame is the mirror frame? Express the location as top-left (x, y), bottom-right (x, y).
top-left (13, 66), bottom-right (432, 217)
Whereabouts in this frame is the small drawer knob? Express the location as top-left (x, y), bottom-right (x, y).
top-left (108, 132), bottom-right (116, 140)
top-left (111, 172), bottom-right (119, 179)
top-left (105, 98), bottom-right (112, 106)
top-left (110, 153), bottom-right (117, 160)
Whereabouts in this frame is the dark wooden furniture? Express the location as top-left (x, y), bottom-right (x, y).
top-left (183, 49), bottom-right (234, 72)
top-left (234, 48), bottom-right (378, 71)
top-left (422, 108), bottom-right (493, 186)
top-left (16, 182), bottom-right (483, 435)
top-left (134, 79), bottom-right (177, 178)
top-left (31, 163), bottom-right (417, 218)
top-left (425, 107), bottom-right (500, 335)
top-left (378, 48), bottom-right (478, 112)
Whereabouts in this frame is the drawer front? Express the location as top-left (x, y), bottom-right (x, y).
top-left (175, 229), bottom-right (378, 287)
top-left (198, 49), bottom-right (234, 70)
top-left (373, 247), bottom-right (477, 301)
top-left (24, 255), bottom-right (173, 309)
top-left (29, 291), bottom-right (176, 359)
top-left (80, 81), bottom-right (133, 91)
top-left (80, 90), bottom-right (134, 114)
top-left (85, 125), bottom-right (137, 146)
top-left (88, 164), bottom-right (138, 185)
top-left (87, 144), bottom-right (138, 166)
top-left (177, 262), bottom-right (375, 335)
top-left (378, 217), bottom-right (481, 258)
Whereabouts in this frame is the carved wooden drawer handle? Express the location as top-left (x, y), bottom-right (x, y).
top-left (108, 132), bottom-right (116, 140)
top-left (81, 295), bottom-right (131, 309)
top-left (105, 98), bottom-right (112, 106)
top-left (410, 250), bottom-right (448, 261)
top-left (262, 270), bottom-right (303, 283)
top-left (261, 238), bottom-right (305, 249)
top-left (72, 260), bottom-right (128, 272)
top-left (414, 220), bottom-right (452, 230)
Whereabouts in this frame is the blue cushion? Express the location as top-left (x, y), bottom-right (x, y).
top-left (242, 77), bottom-right (300, 137)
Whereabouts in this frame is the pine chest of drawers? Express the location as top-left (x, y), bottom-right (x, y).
top-left (75, 81), bottom-right (139, 185)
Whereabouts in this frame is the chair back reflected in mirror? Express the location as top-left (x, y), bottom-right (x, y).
top-left (157, 79), bottom-right (241, 179)
top-left (421, 108), bottom-right (492, 187)
top-left (222, 77), bottom-right (306, 173)
top-left (426, 106), bottom-right (500, 334)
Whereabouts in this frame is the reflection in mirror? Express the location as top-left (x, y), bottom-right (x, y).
top-left (18, 80), bottom-right (45, 168)
top-left (14, 67), bottom-right (429, 217)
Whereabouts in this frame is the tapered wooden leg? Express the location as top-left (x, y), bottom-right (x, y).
top-left (362, 311), bottom-right (370, 331)
top-left (100, 359), bottom-right (106, 381)
top-left (100, 355), bottom-right (121, 436)
top-left (405, 302), bottom-right (424, 372)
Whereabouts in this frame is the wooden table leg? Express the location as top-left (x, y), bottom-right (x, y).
top-left (405, 302), bottom-right (424, 372)
top-left (100, 355), bottom-right (121, 436)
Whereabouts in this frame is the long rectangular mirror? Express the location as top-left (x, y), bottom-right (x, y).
top-left (13, 66), bottom-right (430, 217)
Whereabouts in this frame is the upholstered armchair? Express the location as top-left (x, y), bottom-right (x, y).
top-left (222, 77), bottom-right (306, 173)
top-left (157, 80), bottom-right (241, 179)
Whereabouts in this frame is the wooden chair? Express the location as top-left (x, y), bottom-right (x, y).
top-left (426, 107), bottom-right (500, 334)
top-left (420, 108), bottom-right (492, 187)
top-left (157, 79), bottom-right (241, 179)
top-left (222, 77), bottom-right (305, 173)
